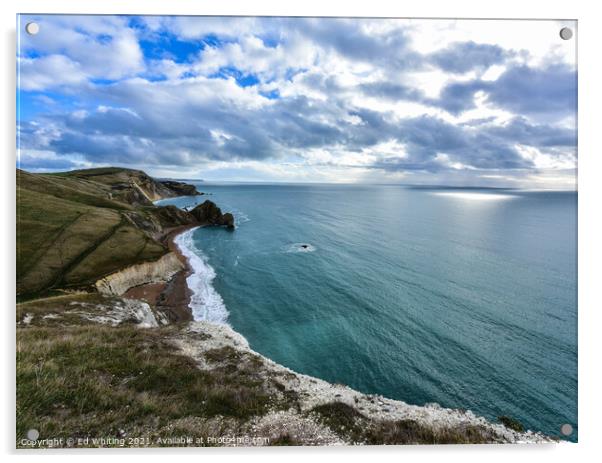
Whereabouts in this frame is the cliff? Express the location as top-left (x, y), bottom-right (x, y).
top-left (160, 180), bottom-right (203, 197)
top-left (61, 167), bottom-right (201, 206)
top-left (16, 168), bottom-right (229, 302)
top-left (16, 293), bottom-right (555, 447)
top-left (95, 252), bottom-right (184, 296)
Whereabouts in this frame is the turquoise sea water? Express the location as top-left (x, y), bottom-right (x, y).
top-left (158, 184), bottom-right (577, 441)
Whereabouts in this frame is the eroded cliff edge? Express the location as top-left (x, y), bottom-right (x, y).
top-left (16, 294), bottom-right (555, 447)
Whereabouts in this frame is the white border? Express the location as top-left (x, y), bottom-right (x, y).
top-left (2, 1), bottom-right (601, 462)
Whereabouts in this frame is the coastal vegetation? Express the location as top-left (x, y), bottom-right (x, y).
top-left (498, 416), bottom-right (525, 433)
top-left (17, 168), bottom-right (230, 301)
top-left (16, 168), bottom-right (551, 447)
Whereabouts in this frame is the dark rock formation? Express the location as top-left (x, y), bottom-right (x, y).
top-left (190, 200), bottom-right (235, 229)
top-left (160, 180), bottom-right (202, 197)
top-left (151, 205), bottom-right (197, 228)
top-left (221, 213), bottom-right (235, 229)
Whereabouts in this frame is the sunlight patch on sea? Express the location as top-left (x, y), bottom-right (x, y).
top-left (431, 192), bottom-right (517, 201)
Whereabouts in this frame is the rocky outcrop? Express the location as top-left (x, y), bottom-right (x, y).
top-left (151, 205), bottom-right (197, 228)
top-left (160, 180), bottom-right (202, 197)
top-left (64, 167), bottom-right (201, 206)
top-left (190, 200), bottom-right (235, 229)
top-left (95, 252), bottom-right (184, 296)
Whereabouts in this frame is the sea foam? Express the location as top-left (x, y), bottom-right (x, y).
top-left (284, 243), bottom-right (317, 253)
top-left (174, 228), bottom-right (229, 324)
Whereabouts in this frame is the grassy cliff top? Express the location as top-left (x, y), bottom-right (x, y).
top-left (16, 168), bottom-right (196, 299)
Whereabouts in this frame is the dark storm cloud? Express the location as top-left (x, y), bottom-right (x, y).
top-left (487, 117), bottom-right (576, 147)
top-left (434, 80), bottom-right (485, 114)
top-left (384, 116), bottom-right (532, 171)
top-left (353, 61), bottom-right (576, 124)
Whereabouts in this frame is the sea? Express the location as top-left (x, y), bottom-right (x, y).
top-left (157, 184), bottom-right (577, 441)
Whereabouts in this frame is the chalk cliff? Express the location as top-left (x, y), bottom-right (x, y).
top-left (95, 252), bottom-right (184, 296)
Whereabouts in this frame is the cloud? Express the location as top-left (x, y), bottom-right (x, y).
top-left (19, 55), bottom-right (88, 91)
top-left (433, 63), bottom-right (577, 121)
top-left (19, 15), bottom-right (144, 85)
top-left (482, 64), bottom-right (577, 120)
top-left (17, 15), bottom-right (577, 188)
top-left (429, 41), bottom-right (511, 73)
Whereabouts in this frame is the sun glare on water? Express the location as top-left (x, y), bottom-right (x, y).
top-left (431, 192), bottom-right (517, 201)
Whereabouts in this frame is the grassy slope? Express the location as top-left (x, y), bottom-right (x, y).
top-left (16, 295), bottom-right (280, 446)
top-left (17, 325), bottom-right (273, 444)
top-left (17, 169), bottom-right (167, 298)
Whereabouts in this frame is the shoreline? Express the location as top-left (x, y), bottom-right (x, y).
top-left (152, 226), bottom-right (555, 444)
top-left (159, 224), bottom-right (199, 321)
top-left (122, 224), bottom-right (199, 322)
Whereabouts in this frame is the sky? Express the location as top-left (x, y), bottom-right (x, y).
top-left (17, 16), bottom-right (577, 188)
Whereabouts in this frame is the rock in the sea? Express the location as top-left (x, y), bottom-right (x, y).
top-left (220, 212), bottom-right (235, 229)
top-left (190, 200), bottom-right (235, 229)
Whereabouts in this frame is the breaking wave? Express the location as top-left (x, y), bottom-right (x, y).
top-left (174, 228), bottom-right (229, 324)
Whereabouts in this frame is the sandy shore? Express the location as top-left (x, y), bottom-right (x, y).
top-left (124, 224), bottom-right (200, 322)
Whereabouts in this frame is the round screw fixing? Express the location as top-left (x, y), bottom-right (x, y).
top-left (560, 423), bottom-right (573, 436)
top-left (559, 27), bottom-right (573, 40)
top-left (25, 22), bottom-right (39, 35)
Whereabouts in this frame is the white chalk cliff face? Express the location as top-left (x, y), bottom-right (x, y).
top-left (95, 252), bottom-right (184, 296)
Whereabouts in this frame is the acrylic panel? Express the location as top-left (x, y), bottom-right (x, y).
top-left (16, 15), bottom-right (577, 448)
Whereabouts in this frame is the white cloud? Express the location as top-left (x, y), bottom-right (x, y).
top-left (515, 144), bottom-right (576, 170)
top-left (407, 19), bottom-right (576, 69)
top-left (19, 55), bottom-right (88, 91)
top-left (19, 15), bottom-right (144, 84)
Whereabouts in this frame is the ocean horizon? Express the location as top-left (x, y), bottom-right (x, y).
top-left (158, 183), bottom-right (578, 441)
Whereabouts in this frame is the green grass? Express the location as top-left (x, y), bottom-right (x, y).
top-left (310, 401), bottom-right (501, 445)
top-left (17, 169), bottom-right (174, 297)
top-left (310, 401), bottom-right (365, 441)
top-left (363, 419), bottom-right (499, 445)
top-left (498, 415), bottom-right (525, 433)
top-left (18, 170), bottom-right (132, 211)
top-left (16, 325), bottom-right (273, 447)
